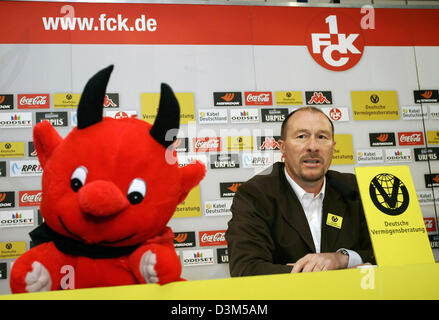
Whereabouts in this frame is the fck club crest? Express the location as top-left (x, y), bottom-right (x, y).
top-left (306, 13), bottom-right (365, 71)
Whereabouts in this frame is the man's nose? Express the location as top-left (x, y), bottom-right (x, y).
top-left (306, 136), bottom-right (319, 151)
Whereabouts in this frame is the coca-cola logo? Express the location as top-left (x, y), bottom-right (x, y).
top-left (199, 230), bottom-right (227, 247)
top-left (18, 190), bottom-right (42, 206)
top-left (18, 94), bottom-right (50, 109)
top-left (244, 92), bottom-right (272, 106)
top-left (193, 137), bottom-right (221, 152)
top-left (398, 132), bottom-right (424, 146)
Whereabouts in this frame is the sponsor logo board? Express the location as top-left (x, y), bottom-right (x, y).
top-left (242, 153), bottom-right (273, 168)
top-left (351, 91), bottom-right (399, 120)
top-left (384, 148), bottom-right (412, 163)
top-left (182, 249), bottom-right (215, 267)
top-left (322, 107), bottom-right (349, 122)
top-left (401, 105), bottom-right (428, 120)
top-left (414, 147), bottom-right (439, 162)
top-left (210, 154), bottom-right (239, 169)
top-left (257, 136), bottom-right (280, 151)
top-left (0, 142), bottom-right (25, 158)
top-left (173, 231), bottom-right (196, 248)
top-left (229, 108), bottom-right (259, 123)
top-left (0, 112), bottom-right (32, 128)
top-left (414, 90), bottom-right (439, 103)
top-left (332, 134), bottom-right (354, 165)
top-left (53, 93), bottom-right (81, 108)
top-left (244, 92), bottom-right (272, 106)
top-left (398, 132), bottom-right (424, 146)
top-left (204, 199), bottom-right (232, 216)
top-left (199, 230), bottom-right (227, 247)
top-left (213, 92), bottom-right (242, 106)
top-left (305, 91), bottom-right (332, 105)
top-left (0, 241), bottom-right (27, 259)
top-left (275, 91), bottom-right (302, 105)
top-left (198, 109), bottom-right (228, 124)
top-left (226, 136), bottom-right (253, 151)
top-left (141, 92), bottom-right (195, 125)
top-left (0, 210), bottom-right (34, 228)
top-left (193, 137), bottom-right (221, 152)
top-left (9, 160), bottom-right (43, 177)
top-left (369, 132), bottom-right (396, 147)
top-left (425, 174), bottom-right (439, 188)
top-left (35, 112), bottom-right (68, 127)
top-left (104, 110), bottom-right (137, 119)
top-left (17, 94), bottom-right (50, 109)
top-left (0, 191), bottom-right (15, 208)
top-left (356, 149), bottom-right (384, 164)
top-left (0, 95), bottom-right (14, 110)
top-left (18, 190), bottom-right (42, 207)
top-left (220, 182), bottom-right (243, 198)
top-left (261, 108), bottom-right (288, 122)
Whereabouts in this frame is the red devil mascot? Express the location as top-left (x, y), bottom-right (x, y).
top-left (10, 65), bottom-right (205, 293)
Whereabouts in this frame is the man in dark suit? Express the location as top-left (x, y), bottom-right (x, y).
top-left (226, 107), bottom-right (374, 276)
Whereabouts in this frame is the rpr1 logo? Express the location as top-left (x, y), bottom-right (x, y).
top-left (306, 9), bottom-right (373, 71)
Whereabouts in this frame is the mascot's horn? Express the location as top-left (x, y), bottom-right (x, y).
top-left (150, 83), bottom-right (180, 148)
top-left (77, 65), bottom-right (114, 130)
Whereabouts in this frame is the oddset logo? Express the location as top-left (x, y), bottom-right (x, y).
top-left (306, 13), bottom-right (365, 71)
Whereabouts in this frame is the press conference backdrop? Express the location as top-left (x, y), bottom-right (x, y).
top-left (0, 1), bottom-right (438, 295)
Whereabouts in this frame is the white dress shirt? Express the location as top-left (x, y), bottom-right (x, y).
top-left (284, 168), bottom-right (363, 268)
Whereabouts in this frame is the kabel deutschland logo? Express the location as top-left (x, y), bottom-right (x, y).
top-left (369, 173), bottom-right (409, 216)
top-left (306, 13), bottom-right (364, 71)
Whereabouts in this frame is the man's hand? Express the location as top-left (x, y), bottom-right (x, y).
top-left (288, 252), bottom-right (349, 273)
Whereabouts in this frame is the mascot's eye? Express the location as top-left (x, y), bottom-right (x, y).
top-left (127, 178), bottom-right (146, 205)
top-left (70, 166), bottom-right (88, 192)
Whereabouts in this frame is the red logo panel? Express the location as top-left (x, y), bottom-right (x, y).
top-left (199, 230), bottom-right (227, 247)
top-left (18, 94), bottom-right (50, 109)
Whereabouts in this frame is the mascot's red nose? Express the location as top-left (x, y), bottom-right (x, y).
top-left (78, 180), bottom-right (129, 217)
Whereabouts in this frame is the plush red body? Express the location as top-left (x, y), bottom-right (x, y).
top-left (10, 66), bottom-right (205, 293)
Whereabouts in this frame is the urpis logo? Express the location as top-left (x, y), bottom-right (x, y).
top-left (306, 14), bottom-right (365, 71)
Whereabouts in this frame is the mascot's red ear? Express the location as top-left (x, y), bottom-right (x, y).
top-left (33, 120), bottom-right (63, 168)
top-left (178, 160), bottom-right (206, 203)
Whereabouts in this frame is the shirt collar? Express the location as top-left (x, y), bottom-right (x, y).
top-left (284, 166), bottom-right (326, 201)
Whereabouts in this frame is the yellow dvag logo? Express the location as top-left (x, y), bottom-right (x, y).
top-left (275, 91), bottom-right (303, 105)
top-left (351, 91), bottom-right (399, 120)
top-left (53, 93), bottom-right (82, 108)
top-left (0, 142), bottom-right (25, 158)
top-left (227, 136), bottom-right (253, 151)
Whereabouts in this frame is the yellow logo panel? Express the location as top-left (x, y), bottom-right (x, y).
top-left (332, 134), bottom-right (354, 165)
top-left (351, 91), bottom-right (399, 120)
top-left (426, 131), bottom-right (439, 145)
top-left (173, 186), bottom-right (201, 218)
top-left (326, 213), bottom-right (343, 229)
top-left (275, 91), bottom-right (303, 105)
top-left (53, 93), bottom-right (81, 108)
top-left (141, 92), bottom-right (195, 125)
top-left (227, 136), bottom-right (253, 151)
top-left (0, 142), bottom-right (25, 158)
top-left (0, 241), bottom-right (26, 259)
top-left (355, 166), bottom-right (434, 266)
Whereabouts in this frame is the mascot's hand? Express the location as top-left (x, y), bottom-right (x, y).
top-left (139, 250), bottom-right (159, 284)
top-left (130, 243), bottom-right (182, 285)
top-left (24, 261), bottom-right (52, 292)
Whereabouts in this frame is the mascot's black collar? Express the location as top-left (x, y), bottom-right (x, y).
top-left (29, 223), bottom-right (141, 259)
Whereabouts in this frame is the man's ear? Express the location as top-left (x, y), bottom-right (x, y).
top-left (33, 121), bottom-right (63, 168)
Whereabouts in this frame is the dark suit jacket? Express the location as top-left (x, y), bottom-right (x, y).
top-left (225, 162), bottom-right (375, 277)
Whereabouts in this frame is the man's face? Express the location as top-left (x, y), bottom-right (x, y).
top-left (279, 110), bottom-right (336, 188)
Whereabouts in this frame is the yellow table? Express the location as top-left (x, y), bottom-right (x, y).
top-left (1, 263), bottom-right (438, 300)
